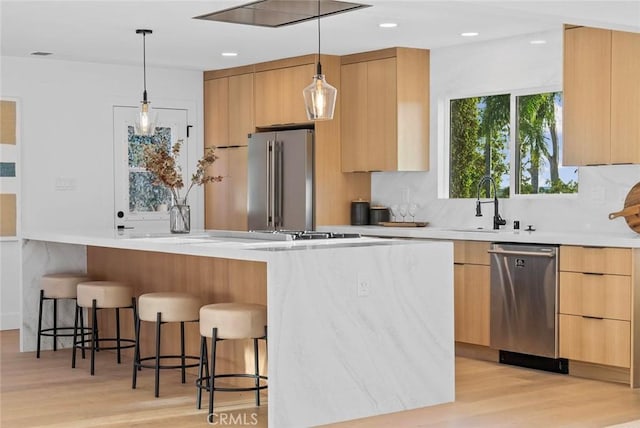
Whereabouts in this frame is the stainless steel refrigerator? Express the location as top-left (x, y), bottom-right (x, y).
top-left (247, 129), bottom-right (314, 231)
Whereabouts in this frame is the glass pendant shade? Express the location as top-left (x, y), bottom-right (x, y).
top-left (135, 99), bottom-right (155, 136)
top-left (303, 72), bottom-right (337, 121)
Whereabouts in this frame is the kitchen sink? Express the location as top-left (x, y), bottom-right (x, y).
top-left (447, 227), bottom-right (500, 233)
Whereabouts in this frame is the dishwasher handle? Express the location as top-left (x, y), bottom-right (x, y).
top-left (488, 248), bottom-right (556, 258)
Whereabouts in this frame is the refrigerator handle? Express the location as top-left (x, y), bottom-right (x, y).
top-left (268, 140), bottom-right (275, 229)
top-left (274, 141), bottom-right (284, 228)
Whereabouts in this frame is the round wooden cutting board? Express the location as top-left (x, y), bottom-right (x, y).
top-left (609, 182), bottom-right (640, 233)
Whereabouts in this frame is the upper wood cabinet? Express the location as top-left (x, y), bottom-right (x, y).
top-left (563, 26), bottom-right (640, 165)
top-left (340, 47), bottom-right (430, 172)
top-left (254, 63), bottom-right (315, 127)
top-left (204, 73), bottom-right (254, 148)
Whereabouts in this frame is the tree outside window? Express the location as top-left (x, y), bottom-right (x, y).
top-left (450, 94), bottom-right (509, 198)
top-left (449, 91), bottom-right (577, 198)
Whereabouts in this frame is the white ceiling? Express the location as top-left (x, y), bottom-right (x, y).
top-left (1, 1), bottom-right (639, 72)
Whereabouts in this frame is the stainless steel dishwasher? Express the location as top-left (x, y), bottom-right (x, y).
top-left (489, 243), bottom-right (567, 372)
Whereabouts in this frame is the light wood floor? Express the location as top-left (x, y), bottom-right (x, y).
top-left (2, 329), bottom-right (639, 427)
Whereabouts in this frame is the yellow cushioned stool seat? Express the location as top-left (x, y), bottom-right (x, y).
top-left (199, 303), bottom-right (267, 339)
top-left (77, 281), bottom-right (133, 309)
top-left (41, 273), bottom-right (90, 299)
top-left (138, 292), bottom-right (201, 323)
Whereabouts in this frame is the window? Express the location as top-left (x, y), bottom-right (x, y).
top-left (127, 126), bottom-right (172, 212)
top-left (448, 90), bottom-right (577, 198)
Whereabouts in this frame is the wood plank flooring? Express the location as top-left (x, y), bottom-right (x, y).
top-left (2, 329), bottom-right (639, 427)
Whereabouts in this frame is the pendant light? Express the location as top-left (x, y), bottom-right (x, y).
top-left (134, 29), bottom-right (156, 136)
top-left (303, 0), bottom-right (337, 121)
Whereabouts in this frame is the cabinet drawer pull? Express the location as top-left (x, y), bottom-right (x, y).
top-left (581, 315), bottom-right (604, 320)
top-left (582, 272), bottom-right (604, 276)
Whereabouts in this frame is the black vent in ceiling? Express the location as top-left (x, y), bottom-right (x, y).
top-left (194, 0), bottom-right (370, 28)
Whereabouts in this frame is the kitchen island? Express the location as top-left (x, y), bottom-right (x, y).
top-left (21, 230), bottom-right (454, 427)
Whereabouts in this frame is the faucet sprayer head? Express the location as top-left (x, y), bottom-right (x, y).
top-left (475, 200), bottom-right (483, 217)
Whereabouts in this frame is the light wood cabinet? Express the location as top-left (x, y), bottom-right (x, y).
top-left (559, 245), bottom-right (632, 370)
top-left (563, 26), bottom-right (640, 165)
top-left (559, 314), bottom-right (630, 368)
top-left (203, 54), bottom-right (370, 228)
top-left (204, 73), bottom-right (254, 147)
top-left (559, 245), bottom-right (632, 275)
top-left (205, 146), bottom-right (248, 231)
top-left (340, 47), bottom-right (429, 172)
top-left (254, 63), bottom-right (315, 127)
top-left (610, 30), bottom-right (640, 164)
top-left (559, 272), bottom-right (631, 320)
top-left (453, 240), bottom-right (491, 346)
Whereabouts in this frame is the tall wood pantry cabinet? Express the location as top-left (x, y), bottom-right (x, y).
top-left (203, 72), bottom-right (253, 230)
top-left (340, 47), bottom-right (430, 172)
top-left (563, 25), bottom-right (640, 165)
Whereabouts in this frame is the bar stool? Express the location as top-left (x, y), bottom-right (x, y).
top-left (196, 303), bottom-right (268, 415)
top-left (132, 292), bottom-right (202, 397)
top-left (37, 273), bottom-right (91, 358)
top-left (72, 281), bottom-right (137, 375)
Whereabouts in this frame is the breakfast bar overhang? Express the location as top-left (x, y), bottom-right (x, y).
top-left (21, 231), bottom-right (454, 427)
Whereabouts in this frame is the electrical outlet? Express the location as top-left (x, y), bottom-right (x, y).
top-left (356, 273), bottom-right (370, 297)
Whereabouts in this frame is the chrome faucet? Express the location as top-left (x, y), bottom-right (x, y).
top-left (475, 176), bottom-right (506, 230)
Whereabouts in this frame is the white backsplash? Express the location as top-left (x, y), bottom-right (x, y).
top-left (371, 29), bottom-right (640, 235)
top-left (372, 165), bottom-right (640, 234)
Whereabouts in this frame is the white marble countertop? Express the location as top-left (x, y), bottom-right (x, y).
top-left (21, 229), bottom-right (411, 261)
top-left (318, 225), bottom-right (640, 248)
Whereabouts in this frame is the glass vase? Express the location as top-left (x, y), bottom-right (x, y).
top-left (170, 199), bottom-right (190, 234)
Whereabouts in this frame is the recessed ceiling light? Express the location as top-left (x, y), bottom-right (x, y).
top-left (461, 32), bottom-right (479, 37)
top-left (221, 52), bottom-right (238, 57)
top-left (30, 51), bottom-right (53, 56)
top-left (379, 22), bottom-right (398, 28)
top-left (530, 40), bottom-right (547, 45)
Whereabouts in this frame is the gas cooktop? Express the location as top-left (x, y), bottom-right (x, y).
top-left (250, 230), bottom-right (362, 240)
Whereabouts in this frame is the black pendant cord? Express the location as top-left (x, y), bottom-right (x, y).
top-left (316, 0), bottom-right (322, 75)
top-left (142, 32), bottom-right (147, 101)
top-left (136, 29), bottom-right (152, 103)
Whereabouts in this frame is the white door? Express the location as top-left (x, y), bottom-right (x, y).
top-left (113, 106), bottom-right (188, 231)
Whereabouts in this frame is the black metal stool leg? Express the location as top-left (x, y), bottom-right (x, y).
top-left (131, 297), bottom-right (139, 370)
top-left (72, 303), bottom-right (79, 368)
top-left (180, 321), bottom-right (186, 384)
top-left (91, 299), bottom-right (97, 376)
top-left (209, 327), bottom-right (218, 416)
top-left (132, 310), bottom-right (141, 389)
top-left (254, 337), bottom-right (260, 406)
top-left (116, 308), bottom-right (122, 364)
top-left (79, 306), bottom-right (86, 359)
top-left (154, 312), bottom-right (161, 398)
top-left (36, 290), bottom-right (44, 358)
top-left (196, 335), bottom-right (206, 409)
top-left (52, 298), bottom-right (58, 351)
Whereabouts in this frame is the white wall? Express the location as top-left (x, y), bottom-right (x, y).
top-left (372, 29), bottom-right (640, 235)
top-left (1, 56), bottom-right (204, 232)
top-left (0, 56), bottom-right (203, 329)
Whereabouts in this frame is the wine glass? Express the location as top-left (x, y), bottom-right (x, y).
top-left (390, 205), bottom-right (399, 222)
top-left (398, 203), bottom-right (408, 222)
top-left (408, 203), bottom-right (418, 222)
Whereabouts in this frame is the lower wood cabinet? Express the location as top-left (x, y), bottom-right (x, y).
top-left (204, 146), bottom-right (248, 231)
top-left (558, 245), bottom-right (635, 380)
top-left (559, 314), bottom-right (630, 368)
top-left (453, 241), bottom-right (491, 346)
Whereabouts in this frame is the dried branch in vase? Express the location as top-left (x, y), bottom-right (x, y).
top-left (143, 139), bottom-right (223, 203)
